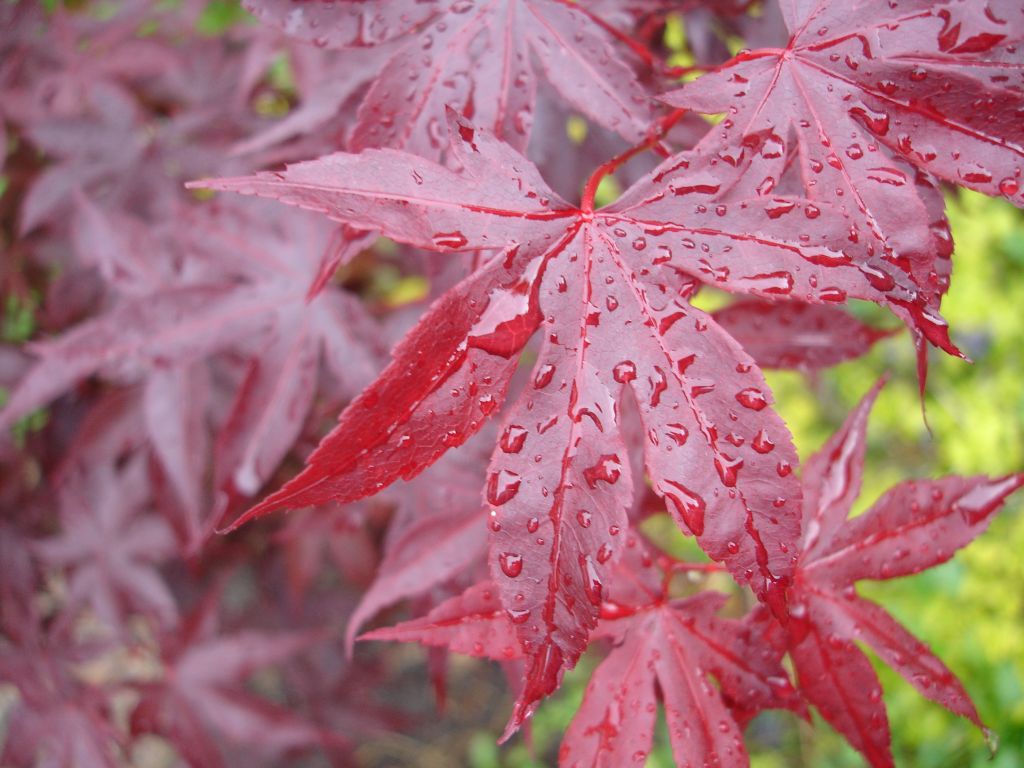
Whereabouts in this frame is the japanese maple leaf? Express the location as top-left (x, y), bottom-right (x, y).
top-left (370, 537), bottom-right (803, 764)
top-left (345, 427), bottom-right (496, 652)
top-left (362, 580), bottom-right (523, 663)
top-left (17, 83), bottom-right (150, 234)
top-left (562, 593), bottom-right (795, 767)
top-left (0, 621), bottom-right (121, 768)
top-left (784, 381), bottom-right (1024, 767)
top-left (51, 194), bottom-right (217, 540)
top-left (4, 6), bottom-right (179, 123)
top-left (193, 201), bottom-right (382, 500)
top-left (712, 298), bottom-right (894, 371)
top-left (552, 536), bottom-right (803, 767)
top-left (131, 594), bottom-right (338, 768)
top-left (0, 200), bottom-right (381, 508)
top-left (33, 455), bottom-right (178, 631)
top-left (243, 0), bottom-right (654, 155)
top-left (275, 502), bottom-right (378, 605)
top-left (664, 0), bottom-right (1024, 320)
top-left (191, 113), bottom-right (848, 730)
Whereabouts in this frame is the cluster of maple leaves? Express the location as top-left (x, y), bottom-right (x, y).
top-left (0, 0), bottom-right (1022, 766)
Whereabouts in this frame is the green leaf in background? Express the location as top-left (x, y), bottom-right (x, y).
top-left (196, 0), bottom-right (250, 35)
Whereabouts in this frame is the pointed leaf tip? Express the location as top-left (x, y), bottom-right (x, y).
top-left (983, 727), bottom-right (999, 757)
top-left (500, 642), bottom-right (566, 743)
top-left (953, 474), bottom-right (1024, 526)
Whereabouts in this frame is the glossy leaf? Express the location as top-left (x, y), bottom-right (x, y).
top-left (195, 115), bottom-right (811, 731)
top-left (665, 0), bottom-right (1024, 348)
top-left (786, 383), bottom-right (1024, 767)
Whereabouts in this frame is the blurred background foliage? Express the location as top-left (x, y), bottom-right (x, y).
top-left (6, 2), bottom-right (1020, 766)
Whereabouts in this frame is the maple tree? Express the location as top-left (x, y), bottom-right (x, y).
top-left (0, 0), bottom-right (1022, 766)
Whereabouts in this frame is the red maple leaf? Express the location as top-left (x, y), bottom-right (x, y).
top-left (556, 534), bottom-right (804, 766)
top-left (0, 613), bottom-right (122, 768)
top-left (783, 380), bottom-right (1024, 767)
top-left (131, 593), bottom-right (340, 767)
top-left (664, 0), bottom-right (1023, 349)
top-left (243, 0), bottom-right (655, 153)
top-left (191, 113), bottom-right (839, 729)
top-left (712, 298), bottom-right (894, 371)
top-left (34, 455), bottom-right (178, 631)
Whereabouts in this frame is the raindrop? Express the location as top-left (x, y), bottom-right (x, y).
top-left (433, 231), bottom-right (468, 249)
top-left (584, 455), bottom-right (622, 488)
top-left (958, 165), bottom-right (992, 184)
top-left (487, 469), bottom-right (521, 505)
top-left (613, 361), bottom-right (637, 383)
top-left (663, 480), bottom-right (706, 535)
top-left (744, 271), bottom-right (794, 295)
top-left (714, 453), bottom-right (744, 487)
top-left (580, 555), bottom-right (603, 605)
top-left (500, 424), bottom-right (528, 453)
top-left (765, 200), bottom-right (796, 219)
top-left (757, 176), bottom-right (776, 196)
top-left (767, 676), bottom-right (795, 697)
top-left (736, 388), bottom-right (768, 411)
top-left (752, 429), bottom-right (776, 454)
top-left (650, 366), bottom-right (668, 406)
top-left (819, 286), bottom-right (847, 302)
top-left (507, 607), bottom-right (531, 623)
top-left (534, 363), bottom-right (555, 389)
top-left (652, 245), bottom-right (672, 264)
top-left (666, 423), bottom-right (689, 446)
top-left (850, 105), bottom-right (890, 136)
top-left (499, 552), bottom-right (524, 578)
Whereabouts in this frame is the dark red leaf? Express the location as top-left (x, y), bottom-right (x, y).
top-left (712, 299), bottom-right (894, 371)
top-left (245, 0), bottom-right (655, 153)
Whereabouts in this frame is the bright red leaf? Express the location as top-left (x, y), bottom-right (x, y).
top-left (560, 537), bottom-right (803, 767)
top-left (193, 114), bottom-right (818, 730)
top-left (785, 381), bottom-right (1024, 767)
